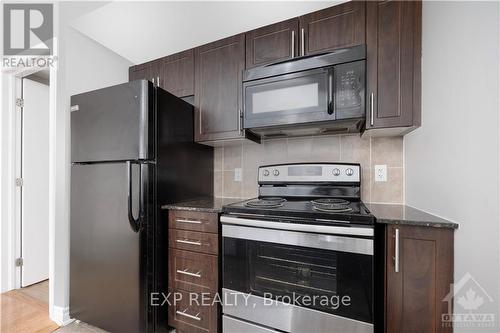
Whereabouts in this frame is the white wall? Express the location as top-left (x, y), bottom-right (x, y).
top-left (50, 1), bottom-right (132, 324)
top-left (405, 1), bottom-right (500, 331)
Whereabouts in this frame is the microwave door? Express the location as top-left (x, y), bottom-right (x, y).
top-left (243, 68), bottom-right (331, 129)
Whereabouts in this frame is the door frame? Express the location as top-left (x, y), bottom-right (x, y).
top-left (1, 65), bottom-right (56, 317)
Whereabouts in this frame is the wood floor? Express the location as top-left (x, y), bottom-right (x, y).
top-left (1, 280), bottom-right (59, 333)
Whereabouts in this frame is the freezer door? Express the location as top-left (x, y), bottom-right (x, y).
top-left (70, 162), bottom-right (151, 333)
top-left (71, 80), bottom-right (154, 163)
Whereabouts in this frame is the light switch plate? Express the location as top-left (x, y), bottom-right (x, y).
top-left (234, 168), bottom-right (242, 182)
top-left (374, 165), bottom-right (387, 182)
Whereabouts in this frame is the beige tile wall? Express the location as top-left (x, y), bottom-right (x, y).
top-left (213, 134), bottom-right (404, 203)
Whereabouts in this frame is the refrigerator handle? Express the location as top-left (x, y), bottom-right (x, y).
top-left (127, 161), bottom-right (143, 233)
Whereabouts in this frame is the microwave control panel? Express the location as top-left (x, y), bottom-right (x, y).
top-left (334, 60), bottom-right (365, 118)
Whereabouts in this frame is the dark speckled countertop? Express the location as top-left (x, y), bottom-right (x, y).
top-left (366, 203), bottom-right (459, 229)
top-left (161, 197), bottom-right (245, 213)
top-left (162, 198), bottom-right (458, 229)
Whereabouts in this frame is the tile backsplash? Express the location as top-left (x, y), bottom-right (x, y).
top-left (214, 134), bottom-right (404, 204)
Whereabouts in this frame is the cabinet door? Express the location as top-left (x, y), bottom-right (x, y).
top-left (385, 225), bottom-right (453, 333)
top-left (129, 64), bottom-right (150, 81)
top-left (160, 49), bottom-right (194, 97)
top-left (194, 34), bottom-right (245, 142)
top-left (245, 18), bottom-right (299, 69)
top-left (299, 1), bottom-right (365, 56)
top-left (129, 60), bottom-right (162, 84)
top-left (366, 0), bottom-right (421, 129)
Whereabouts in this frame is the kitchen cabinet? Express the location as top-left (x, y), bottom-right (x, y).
top-left (160, 49), bottom-right (194, 97)
top-left (385, 225), bottom-right (453, 333)
top-left (245, 18), bottom-right (299, 69)
top-left (168, 289), bottom-right (218, 333)
top-left (194, 34), bottom-right (245, 142)
top-left (129, 63), bottom-right (150, 81)
top-left (129, 51), bottom-right (194, 98)
top-left (365, 0), bottom-right (422, 135)
top-left (129, 59), bottom-right (162, 85)
top-left (299, 1), bottom-right (365, 56)
top-left (167, 209), bottom-right (220, 333)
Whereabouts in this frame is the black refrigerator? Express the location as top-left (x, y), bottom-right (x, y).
top-left (70, 80), bottom-right (213, 333)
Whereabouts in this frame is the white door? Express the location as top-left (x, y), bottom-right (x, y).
top-left (21, 78), bottom-right (50, 287)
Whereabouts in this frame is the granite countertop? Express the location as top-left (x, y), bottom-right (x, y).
top-left (162, 198), bottom-right (458, 229)
top-left (161, 197), bottom-right (245, 213)
top-left (366, 203), bottom-right (459, 229)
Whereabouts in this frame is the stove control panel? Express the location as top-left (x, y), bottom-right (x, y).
top-left (259, 163), bottom-right (360, 183)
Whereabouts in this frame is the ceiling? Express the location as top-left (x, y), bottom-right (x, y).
top-left (70, 1), bottom-right (342, 64)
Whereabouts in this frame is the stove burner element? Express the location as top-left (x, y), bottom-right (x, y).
top-left (311, 198), bottom-right (353, 213)
top-left (311, 198), bottom-right (350, 206)
top-left (245, 197), bottom-right (286, 208)
top-left (313, 205), bottom-right (353, 213)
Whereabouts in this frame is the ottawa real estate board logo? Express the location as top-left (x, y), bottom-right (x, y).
top-left (442, 273), bottom-right (496, 329)
top-left (3, 3), bottom-right (55, 67)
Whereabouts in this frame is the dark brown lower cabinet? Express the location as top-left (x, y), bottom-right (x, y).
top-left (385, 225), bottom-right (454, 333)
top-left (168, 289), bottom-right (218, 333)
top-left (168, 210), bottom-right (220, 333)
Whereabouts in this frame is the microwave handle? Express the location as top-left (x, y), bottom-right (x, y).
top-left (327, 70), bottom-right (335, 116)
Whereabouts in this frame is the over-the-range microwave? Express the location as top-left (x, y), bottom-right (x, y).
top-left (243, 45), bottom-right (366, 139)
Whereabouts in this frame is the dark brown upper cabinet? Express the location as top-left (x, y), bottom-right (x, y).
top-left (385, 224), bottom-right (453, 333)
top-left (129, 63), bottom-right (151, 81)
top-left (365, 0), bottom-right (422, 135)
top-left (194, 34), bottom-right (245, 142)
top-left (160, 49), bottom-right (194, 98)
top-left (245, 18), bottom-right (299, 69)
top-left (299, 1), bottom-right (366, 56)
top-left (129, 60), bottom-right (162, 86)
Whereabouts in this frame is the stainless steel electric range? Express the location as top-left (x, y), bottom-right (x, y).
top-left (221, 163), bottom-right (374, 333)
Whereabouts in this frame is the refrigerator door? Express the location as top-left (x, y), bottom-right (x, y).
top-left (71, 80), bottom-right (154, 163)
top-left (70, 162), bottom-right (151, 333)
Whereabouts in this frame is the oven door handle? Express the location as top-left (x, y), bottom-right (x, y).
top-left (222, 223), bottom-right (373, 255)
top-left (220, 215), bottom-right (373, 237)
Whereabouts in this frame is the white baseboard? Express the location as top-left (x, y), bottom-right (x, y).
top-left (51, 305), bottom-right (74, 326)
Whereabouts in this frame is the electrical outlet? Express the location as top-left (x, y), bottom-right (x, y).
top-left (234, 168), bottom-right (242, 182)
top-left (374, 165), bottom-right (387, 182)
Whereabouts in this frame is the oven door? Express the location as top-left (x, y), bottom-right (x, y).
top-left (222, 221), bottom-right (373, 333)
top-left (243, 68), bottom-right (332, 129)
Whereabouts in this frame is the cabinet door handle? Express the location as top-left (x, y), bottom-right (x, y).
top-left (176, 239), bottom-right (202, 246)
top-left (151, 77), bottom-right (155, 85)
top-left (176, 268), bottom-right (202, 278)
top-left (157, 76), bottom-right (160, 86)
top-left (291, 30), bottom-right (295, 58)
top-left (175, 218), bottom-right (202, 224)
top-left (370, 93), bottom-right (375, 126)
top-left (239, 109), bottom-right (243, 134)
top-left (394, 228), bottom-right (400, 273)
top-left (176, 309), bottom-right (201, 321)
top-left (300, 28), bottom-right (305, 56)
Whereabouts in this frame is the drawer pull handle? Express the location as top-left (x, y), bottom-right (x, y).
top-left (177, 268), bottom-right (202, 278)
top-left (176, 309), bottom-right (201, 321)
top-left (176, 239), bottom-right (202, 246)
top-left (176, 218), bottom-right (202, 224)
top-left (394, 228), bottom-right (400, 273)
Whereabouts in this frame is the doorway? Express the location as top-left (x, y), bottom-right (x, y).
top-left (16, 71), bottom-right (50, 288)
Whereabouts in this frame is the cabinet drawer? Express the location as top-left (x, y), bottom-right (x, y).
top-left (169, 210), bottom-right (218, 233)
top-left (169, 229), bottom-right (218, 255)
top-left (168, 289), bottom-right (218, 333)
top-left (169, 249), bottom-right (218, 293)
